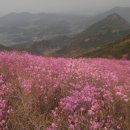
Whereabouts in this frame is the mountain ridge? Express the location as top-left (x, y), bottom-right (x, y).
top-left (0, 7), bottom-right (130, 46)
top-left (51, 13), bottom-right (130, 57)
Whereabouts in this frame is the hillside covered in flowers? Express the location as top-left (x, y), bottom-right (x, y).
top-left (0, 52), bottom-right (130, 130)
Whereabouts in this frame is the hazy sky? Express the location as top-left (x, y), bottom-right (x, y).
top-left (0, 0), bottom-right (130, 16)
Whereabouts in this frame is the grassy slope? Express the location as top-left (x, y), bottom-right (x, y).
top-left (79, 35), bottom-right (130, 59)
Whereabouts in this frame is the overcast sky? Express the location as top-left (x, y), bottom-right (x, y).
top-left (0, 0), bottom-right (130, 16)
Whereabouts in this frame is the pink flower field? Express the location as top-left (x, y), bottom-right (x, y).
top-left (0, 52), bottom-right (130, 130)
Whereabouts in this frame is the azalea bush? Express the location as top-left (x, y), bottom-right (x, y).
top-left (0, 52), bottom-right (130, 130)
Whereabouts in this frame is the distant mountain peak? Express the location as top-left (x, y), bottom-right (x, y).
top-left (107, 13), bottom-right (123, 19)
top-left (111, 6), bottom-right (130, 11)
top-left (86, 13), bottom-right (130, 35)
top-left (89, 13), bottom-right (130, 32)
top-left (106, 13), bottom-right (128, 22)
top-left (111, 6), bottom-right (122, 11)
